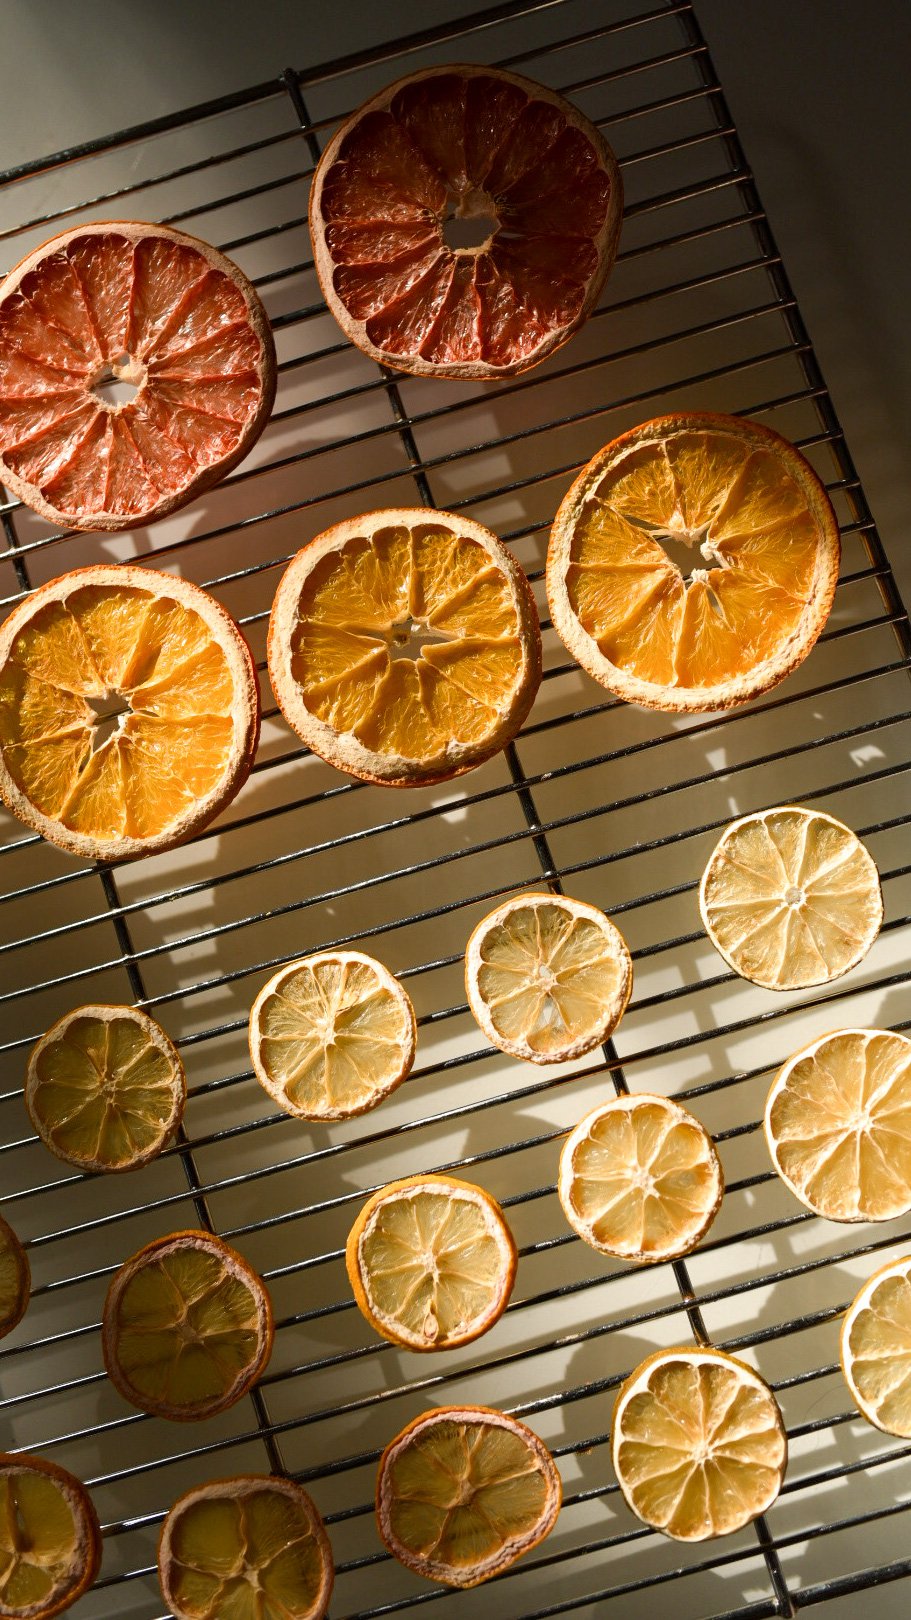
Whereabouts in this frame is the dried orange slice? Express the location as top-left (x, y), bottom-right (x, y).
top-left (841, 1257), bottom-right (911, 1437)
top-left (0, 564), bottom-right (259, 860)
top-left (309, 65), bottom-right (622, 378)
top-left (249, 950), bottom-right (416, 1120)
top-left (558, 1094), bottom-right (723, 1261)
top-left (700, 805), bottom-right (882, 991)
top-left (346, 1174), bottom-right (517, 1351)
top-left (0, 221), bottom-right (275, 530)
top-left (268, 509), bottom-right (541, 786)
top-left (0, 1215), bottom-right (30, 1340)
top-left (0, 1453), bottom-right (101, 1618)
top-left (764, 1028), bottom-right (911, 1222)
top-left (612, 1347), bottom-right (787, 1541)
top-left (547, 412), bottom-right (840, 712)
top-left (102, 1230), bottom-right (273, 1421)
top-left (158, 1475), bottom-right (333, 1620)
top-left (376, 1406), bottom-right (562, 1587)
top-left (464, 892), bottom-right (632, 1063)
top-left (25, 1004), bottom-right (185, 1173)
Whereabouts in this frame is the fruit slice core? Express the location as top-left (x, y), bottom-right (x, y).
top-left (842, 1259), bottom-right (911, 1436)
top-left (0, 1464), bottom-right (95, 1616)
top-left (162, 1480), bottom-right (332, 1620)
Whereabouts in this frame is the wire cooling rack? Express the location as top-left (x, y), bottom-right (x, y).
top-left (0, 1), bottom-right (909, 1615)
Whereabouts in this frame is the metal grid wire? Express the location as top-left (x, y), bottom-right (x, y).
top-left (0, 1), bottom-right (909, 1615)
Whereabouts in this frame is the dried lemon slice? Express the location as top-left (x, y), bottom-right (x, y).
top-left (841, 1257), bottom-right (911, 1436)
top-left (158, 1475), bottom-right (333, 1620)
top-left (765, 1028), bottom-right (911, 1222)
top-left (102, 1230), bottom-right (273, 1421)
top-left (0, 1215), bottom-right (30, 1340)
top-left (464, 892), bottom-right (633, 1063)
top-left (558, 1094), bottom-right (723, 1261)
top-left (376, 1406), bottom-right (561, 1587)
top-left (25, 1004), bottom-right (186, 1173)
top-left (346, 1175), bottom-right (517, 1351)
top-left (249, 950), bottom-right (416, 1120)
top-left (612, 1347), bottom-right (787, 1540)
top-left (0, 1453), bottom-right (101, 1618)
top-left (699, 806), bottom-right (882, 992)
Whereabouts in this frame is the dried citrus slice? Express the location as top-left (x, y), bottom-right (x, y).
top-left (309, 65), bottom-right (622, 378)
top-left (102, 1230), bottom-right (274, 1421)
top-left (699, 805), bottom-right (882, 992)
top-left (0, 1453), bottom-right (101, 1618)
top-left (25, 1003), bottom-right (185, 1173)
top-left (346, 1175), bottom-right (517, 1351)
top-left (0, 564), bottom-right (259, 860)
top-left (464, 892), bottom-right (632, 1063)
top-left (764, 1028), bottom-right (911, 1222)
top-left (547, 412), bottom-right (840, 712)
top-left (268, 509), bottom-right (541, 786)
top-left (376, 1406), bottom-right (562, 1587)
top-left (158, 1475), bottom-right (334, 1620)
top-left (841, 1257), bottom-right (911, 1436)
top-left (0, 221), bottom-right (275, 530)
top-left (612, 1347), bottom-right (787, 1541)
top-left (558, 1094), bottom-right (723, 1261)
top-left (249, 950), bottom-right (416, 1120)
top-left (0, 1215), bottom-right (30, 1340)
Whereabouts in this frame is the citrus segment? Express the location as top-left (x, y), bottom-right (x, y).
top-left (0, 1216), bottom-right (29, 1340)
top-left (159, 1476), bottom-right (333, 1620)
top-left (249, 950), bottom-right (416, 1120)
top-left (0, 565), bottom-right (259, 860)
top-left (464, 892), bottom-right (632, 1063)
top-left (547, 413), bottom-right (840, 712)
top-left (0, 222), bottom-right (275, 530)
top-left (376, 1406), bottom-right (561, 1587)
top-left (310, 66), bottom-right (622, 378)
top-left (347, 1175), bottom-right (517, 1351)
top-left (765, 1029), bottom-right (911, 1222)
top-left (612, 1348), bottom-right (787, 1541)
top-left (102, 1231), bottom-right (274, 1420)
top-left (558, 1095), bottom-right (723, 1261)
top-left (268, 510), bottom-right (541, 786)
top-left (0, 1455), bottom-right (101, 1618)
top-left (700, 806), bottom-right (882, 991)
top-left (25, 1004), bottom-right (186, 1173)
top-left (841, 1257), bottom-right (911, 1437)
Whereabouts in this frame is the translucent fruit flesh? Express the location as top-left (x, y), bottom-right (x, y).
top-left (0, 1466), bottom-right (95, 1616)
top-left (842, 1260), bottom-right (911, 1436)
top-left (0, 1218), bottom-right (29, 1338)
top-left (163, 1482), bottom-right (331, 1620)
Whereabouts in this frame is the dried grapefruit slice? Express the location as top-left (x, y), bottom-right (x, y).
top-left (0, 564), bottom-right (259, 860)
top-left (0, 1454), bottom-right (101, 1618)
top-left (0, 222), bottom-right (275, 530)
top-left (376, 1406), bottom-right (562, 1587)
top-left (102, 1230), bottom-right (274, 1421)
top-left (25, 1004), bottom-right (186, 1173)
top-left (0, 1215), bottom-right (30, 1340)
top-left (547, 413), bottom-right (840, 712)
top-left (346, 1175), bottom-right (517, 1351)
top-left (158, 1475), bottom-right (333, 1620)
top-left (268, 509), bottom-right (541, 786)
top-left (464, 892), bottom-right (632, 1063)
top-left (841, 1256), bottom-right (911, 1437)
top-left (310, 65), bottom-right (622, 378)
top-left (558, 1094), bottom-right (723, 1261)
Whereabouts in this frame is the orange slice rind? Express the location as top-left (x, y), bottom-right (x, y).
top-left (0, 1215), bottom-right (30, 1341)
top-left (0, 1454), bottom-right (101, 1619)
top-left (841, 1256), bottom-right (911, 1437)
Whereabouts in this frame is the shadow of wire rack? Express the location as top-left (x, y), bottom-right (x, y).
top-left (0, 0), bottom-right (909, 1616)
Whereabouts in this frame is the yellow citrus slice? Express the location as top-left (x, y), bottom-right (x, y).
top-left (764, 1028), bottom-right (911, 1222)
top-left (249, 950), bottom-right (416, 1121)
top-left (102, 1230), bottom-right (274, 1421)
top-left (464, 892), bottom-right (633, 1063)
top-left (346, 1175), bottom-right (517, 1351)
top-left (0, 1454), bottom-right (101, 1618)
top-left (547, 412), bottom-right (840, 712)
top-left (558, 1094), bottom-right (723, 1261)
top-left (841, 1256), bottom-right (911, 1437)
top-left (0, 1215), bottom-right (30, 1340)
top-left (268, 509), bottom-right (541, 786)
top-left (376, 1405), bottom-right (562, 1588)
top-left (700, 805), bottom-right (882, 991)
top-left (25, 1004), bottom-right (185, 1173)
top-left (158, 1475), bottom-right (333, 1620)
top-left (0, 565), bottom-right (259, 861)
top-left (612, 1347), bottom-right (787, 1541)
